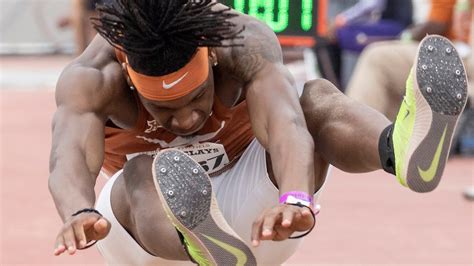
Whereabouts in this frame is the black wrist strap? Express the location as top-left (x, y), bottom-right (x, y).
top-left (286, 202), bottom-right (317, 239)
top-left (71, 208), bottom-right (102, 250)
top-left (78, 240), bottom-right (99, 250)
top-left (72, 208), bottom-right (102, 217)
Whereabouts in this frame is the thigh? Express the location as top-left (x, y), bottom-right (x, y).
top-left (96, 170), bottom-right (188, 265)
top-left (96, 155), bottom-right (189, 265)
top-left (117, 155), bottom-right (188, 260)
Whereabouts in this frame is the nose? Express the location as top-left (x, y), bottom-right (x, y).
top-left (171, 110), bottom-right (200, 131)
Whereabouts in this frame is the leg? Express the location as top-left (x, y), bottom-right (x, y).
top-left (302, 36), bottom-right (468, 193)
top-left (301, 78), bottom-right (390, 173)
top-left (111, 155), bottom-right (189, 260)
top-left (345, 41), bottom-right (418, 120)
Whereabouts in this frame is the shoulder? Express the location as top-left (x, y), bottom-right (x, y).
top-left (55, 35), bottom-right (127, 116)
top-left (216, 8), bottom-right (283, 83)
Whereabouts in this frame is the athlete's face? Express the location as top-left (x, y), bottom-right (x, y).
top-left (138, 70), bottom-right (215, 136)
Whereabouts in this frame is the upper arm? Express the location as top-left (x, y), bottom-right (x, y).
top-left (230, 20), bottom-right (305, 148)
top-left (50, 65), bottom-right (111, 177)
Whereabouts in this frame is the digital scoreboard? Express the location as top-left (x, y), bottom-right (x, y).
top-left (220, 0), bottom-right (319, 40)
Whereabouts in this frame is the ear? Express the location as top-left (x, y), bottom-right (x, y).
top-left (121, 62), bottom-right (135, 90)
top-left (208, 48), bottom-right (218, 67)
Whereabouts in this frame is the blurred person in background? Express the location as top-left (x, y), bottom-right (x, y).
top-left (57, 0), bottom-right (110, 55)
top-left (316, 0), bottom-right (413, 90)
top-left (346, 0), bottom-right (474, 158)
top-left (345, 0), bottom-right (468, 120)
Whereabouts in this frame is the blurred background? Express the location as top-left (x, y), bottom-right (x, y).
top-left (1, 0), bottom-right (473, 265)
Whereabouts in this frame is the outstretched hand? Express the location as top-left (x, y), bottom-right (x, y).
top-left (54, 212), bottom-right (111, 256)
top-left (251, 204), bottom-right (316, 247)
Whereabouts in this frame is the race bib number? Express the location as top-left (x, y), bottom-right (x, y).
top-left (125, 142), bottom-right (230, 175)
top-left (176, 142), bottom-right (230, 175)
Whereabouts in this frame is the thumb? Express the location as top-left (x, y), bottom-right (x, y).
top-left (92, 218), bottom-right (111, 240)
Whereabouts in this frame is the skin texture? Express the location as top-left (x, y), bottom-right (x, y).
top-left (49, 4), bottom-right (388, 259)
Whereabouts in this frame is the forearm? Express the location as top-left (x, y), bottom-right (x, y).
top-left (246, 66), bottom-right (316, 195)
top-left (49, 155), bottom-right (98, 222)
top-left (267, 120), bottom-right (315, 195)
top-left (49, 115), bottom-right (104, 222)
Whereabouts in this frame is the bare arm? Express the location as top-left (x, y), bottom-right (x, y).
top-left (49, 63), bottom-right (112, 254)
top-left (231, 21), bottom-right (315, 244)
top-left (235, 26), bottom-right (315, 195)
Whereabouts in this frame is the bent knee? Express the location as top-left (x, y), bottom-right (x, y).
top-left (123, 155), bottom-right (154, 184)
top-left (301, 79), bottom-right (341, 113)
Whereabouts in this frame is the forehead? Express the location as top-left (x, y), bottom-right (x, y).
top-left (143, 79), bottom-right (210, 108)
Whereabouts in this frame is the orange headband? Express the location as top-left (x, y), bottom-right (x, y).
top-left (126, 47), bottom-right (209, 101)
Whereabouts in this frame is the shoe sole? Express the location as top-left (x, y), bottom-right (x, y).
top-left (405, 35), bottom-right (468, 192)
top-left (152, 149), bottom-right (256, 265)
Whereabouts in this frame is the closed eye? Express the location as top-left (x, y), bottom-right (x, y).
top-left (150, 104), bottom-right (173, 112)
top-left (194, 90), bottom-right (206, 100)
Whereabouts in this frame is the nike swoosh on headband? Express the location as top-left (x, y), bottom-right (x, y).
top-left (162, 72), bottom-right (189, 90)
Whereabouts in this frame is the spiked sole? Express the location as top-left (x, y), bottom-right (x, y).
top-left (404, 35), bottom-right (468, 192)
top-left (152, 149), bottom-right (256, 265)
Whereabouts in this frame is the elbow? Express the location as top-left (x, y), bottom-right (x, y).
top-left (48, 172), bottom-right (59, 197)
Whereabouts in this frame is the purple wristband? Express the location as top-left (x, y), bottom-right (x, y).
top-left (279, 191), bottom-right (313, 208)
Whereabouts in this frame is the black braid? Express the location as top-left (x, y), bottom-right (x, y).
top-left (91, 0), bottom-right (243, 75)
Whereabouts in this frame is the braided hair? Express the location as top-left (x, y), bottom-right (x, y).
top-left (92, 0), bottom-right (243, 75)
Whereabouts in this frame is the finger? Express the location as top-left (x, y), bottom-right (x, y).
top-left (54, 235), bottom-right (66, 256)
top-left (300, 207), bottom-right (312, 217)
top-left (62, 226), bottom-right (77, 255)
top-left (260, 211), bottom-right (280, 240)
top-left (251, 214), bottom-right (265, 247)
top-left (272, 226), bottom-right (294, 241)
top-left (281, 207), bottom-right (295, 228)
top-left (72, 221), bottom-right (87, 249)
top-left (82, 215), bottom-right (106, 241)
top-left (293, 208), bottom-right (315, 231)
top-left (92, 218), bottom-right (111, 240)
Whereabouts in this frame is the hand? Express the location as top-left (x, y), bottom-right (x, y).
top-left (54, 212), bottom-right (111, 256)
top-left (251, 204), bottom-right (315, 247)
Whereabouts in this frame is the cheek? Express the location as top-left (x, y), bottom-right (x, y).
top-left (151, 112), bottom-right (172, 126)
top-left (204, 90), bottom-right (215, 110)
top-left (200, 96), bottom-right (214, 114)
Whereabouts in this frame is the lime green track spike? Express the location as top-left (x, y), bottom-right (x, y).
top-left (392, 35), bottom-right (468, 192)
